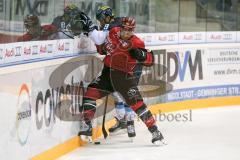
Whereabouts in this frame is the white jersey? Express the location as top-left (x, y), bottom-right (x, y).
top-left (89, 29), bottom-right (109, 45)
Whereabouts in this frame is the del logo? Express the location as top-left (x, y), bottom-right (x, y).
top-left (65, 42), bottom-right (70, 51)
top-left (223, 34), bottom-right (232, 40)
top-left (168, 35), bottom-right (175, 41)
top-left (47, 44), bottom-right (53, 53)
top-left (15, 46), bottom-right (21, 57)
top-left (32, 45), bottom-right (38, 55)
top-left (195, 34), bottom-right (202, 40)
top-left (145, 36), bottom-right (152, 42)
top-left (163, 50), bottom-right (203, 82)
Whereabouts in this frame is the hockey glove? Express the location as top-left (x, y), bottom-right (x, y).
top-left (79, 12), bottom-right (96, 32)
top-left (70, 12), bottom-right (97, 36)
top-left (128, 48), bottom-right (147, 61)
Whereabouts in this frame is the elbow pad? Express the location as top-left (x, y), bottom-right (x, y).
top-left (89, 29), bottom-right (108, 45)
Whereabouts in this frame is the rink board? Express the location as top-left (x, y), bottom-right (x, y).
top-left (0, 39), bottom-right (240, 159)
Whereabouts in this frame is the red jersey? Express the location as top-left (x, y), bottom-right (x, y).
top-left (102, 27), bottom-right (145, 74)
top-left (18, 25), bottom-right (57, 42)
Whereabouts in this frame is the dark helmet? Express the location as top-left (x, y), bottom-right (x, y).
top-left (24, 14), bottom-right (40, 28)
top-left (96, 6), bottom-right (114, 21)
top-left (64, 4), bottom-right (79, 18)
top-left (122, 17), bottom-right (136, 31)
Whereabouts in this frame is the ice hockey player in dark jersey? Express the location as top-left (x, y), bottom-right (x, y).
top-left (52, 4), bottom-right (80, 39)
top-left (18, 15), bottom-right (57, 42)
top-left (77, 17), bottom-right (166, 145)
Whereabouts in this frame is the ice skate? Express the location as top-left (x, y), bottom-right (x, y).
top-left (149, 125), bottom-right (166, 146)
top-left (127, 120), bottom-right (136, 138)
top-left (108, 117), bottom-right (127, 135)
top-left (78, 121), bottom-right (93, 143)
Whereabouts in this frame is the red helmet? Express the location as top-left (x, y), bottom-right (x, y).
top-left (122, 17), bottom-right (136, 31)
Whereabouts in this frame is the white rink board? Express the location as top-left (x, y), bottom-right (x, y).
top-left (0, 38), bottom-right (240, 159)
top-left (0, 55), bottom-right (105, 159)
top-left (0, 37), bottom-right (96, 68)
top-left (0, 31), bottom-right (240, 67)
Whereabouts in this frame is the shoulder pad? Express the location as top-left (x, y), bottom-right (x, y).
top-left (131, 36), bottom-right (145, 48)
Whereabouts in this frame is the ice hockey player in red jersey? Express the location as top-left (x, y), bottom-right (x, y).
top-left (18, 15), bottom-right (58, 42)
top-left (94, 6), bottom-right (137, 138)
top-left (78, 17), bottom-right (166, 145)
top-left (69, 6), bottom-right (138, 139)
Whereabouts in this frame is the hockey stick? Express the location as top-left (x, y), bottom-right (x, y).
top-left (102, 95), bottom-right (108, 139)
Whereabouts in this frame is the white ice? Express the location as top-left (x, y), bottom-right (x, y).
top-left (58, 105), bottom-right (240, 160)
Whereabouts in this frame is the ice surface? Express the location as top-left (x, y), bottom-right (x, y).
top-left (58, 106), bottom-right (240, 160)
